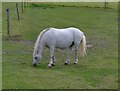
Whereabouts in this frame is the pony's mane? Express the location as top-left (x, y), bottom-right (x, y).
top-left (33, 28), bottom-right (51, 56)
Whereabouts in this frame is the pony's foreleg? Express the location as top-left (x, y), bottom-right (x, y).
top-left (51, 56), bottom-right (55, 66)
top-left (48, 47), bottom-right (55, 67)
top-left (65, 47), bottom-right (72, 65)
top-left (74, 46), bottom-right (79, 64)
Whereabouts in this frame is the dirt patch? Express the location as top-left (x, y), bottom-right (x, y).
top-left (2, 35), bottom-right (35, 54)
top-left (3, 35), bottom-right (35, 44)
top-left (2, 50), bottom-right (33, 54)
top-left (4, 35), bottom-right (22, 41)
top-left (12, 40), bottom-right (35, 45)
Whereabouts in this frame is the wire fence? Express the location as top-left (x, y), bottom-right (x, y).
top-left (3, 3), bottom-right (17, 22)
top-left (2, 1), bottom-right (29, 35)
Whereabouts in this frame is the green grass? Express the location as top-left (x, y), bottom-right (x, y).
top-left (0, 1), bottom-right (2, 90)
top-left (31, 2), bottom-right (118, 10)
top-left (2, 2), bottom-right (118, 89)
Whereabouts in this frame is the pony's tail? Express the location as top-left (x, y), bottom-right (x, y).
top-left (79, 35), bottom-right (87, 57)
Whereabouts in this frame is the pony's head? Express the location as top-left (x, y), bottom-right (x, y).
top-left (32, 54), bottom-right (41, 66)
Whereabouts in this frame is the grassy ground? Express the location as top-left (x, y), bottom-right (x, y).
top-left (0, 1), bottom-right (2, 90)
top-left (2, 2), bottom-right (118, 89)
top-left (32, 2), bottom-right (118, 10)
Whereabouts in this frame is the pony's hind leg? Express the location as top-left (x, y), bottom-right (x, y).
top-left (74, 46), bottom-right (79, 64)
top-left (65, 47), bottom-right (72, 65)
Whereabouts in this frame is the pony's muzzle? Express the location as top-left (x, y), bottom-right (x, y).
top-left (33, 63), bottom-right (38, 67)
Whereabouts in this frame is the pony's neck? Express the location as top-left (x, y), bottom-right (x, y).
top-left (33, 34), bottom-right (45, 57)
top-left (33, 41), bottom-right (44, 59)
top-left (37, 42), bottom-right (44, 55)
top-left (34, 28), bottom-right (50, 57)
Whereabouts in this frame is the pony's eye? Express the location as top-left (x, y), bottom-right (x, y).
top-left (35, 57), bottom-right (37, 59)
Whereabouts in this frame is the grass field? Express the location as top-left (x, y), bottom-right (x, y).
top-left (0, 1), bottom-right (2, 90)
top-left (2, 2), bottom-right (118, 89)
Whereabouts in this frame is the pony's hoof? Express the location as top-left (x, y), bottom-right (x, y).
top-left (33, 63), bottom-right (38, 67)
top-left (74, 62), bottom-right (77, 65)
top-left (48, 66), bottom-right (52, 68)
top-left (48, 66), bottom-right (51, 68)
top-left (48, 64), bottom-right (52, 68)
top-left (64, 63), bottom-right (68, 65)
top-left (51, 64), bottom-right (55, 66)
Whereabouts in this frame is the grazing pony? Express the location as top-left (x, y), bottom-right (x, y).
top-left (33, 27), bottom-right (87, 67)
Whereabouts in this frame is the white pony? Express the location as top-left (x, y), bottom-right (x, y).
top-left (33, 27), bottom-right (87, 67)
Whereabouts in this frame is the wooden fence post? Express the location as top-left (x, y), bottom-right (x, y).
top-left (105, 2), bottom-right (107, 9)
top-left (21, 2), bottom-right (24, 13)
top-left (104, 0), bottom-right (108, 10)
top-left (6, 8), bottom-right (10, 35)
top-left (16, 3), bottom-right (20, 20)
top-left (24, 2), bottom-right (26, 9)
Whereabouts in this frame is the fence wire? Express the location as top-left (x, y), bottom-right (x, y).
top-left (9, 11), bottom-right (17, 19)
top-left (2, 2), bottom-right (28, 22)
top-left (2, 10), bottom-right (16, 22)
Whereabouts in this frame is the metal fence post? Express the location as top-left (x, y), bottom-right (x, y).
top-left (16, 3), bottom-right (20, 20)
top-left (6, 8), bottom-right (10, 35)
top-left (21, 2), bottom-right (24, 13)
